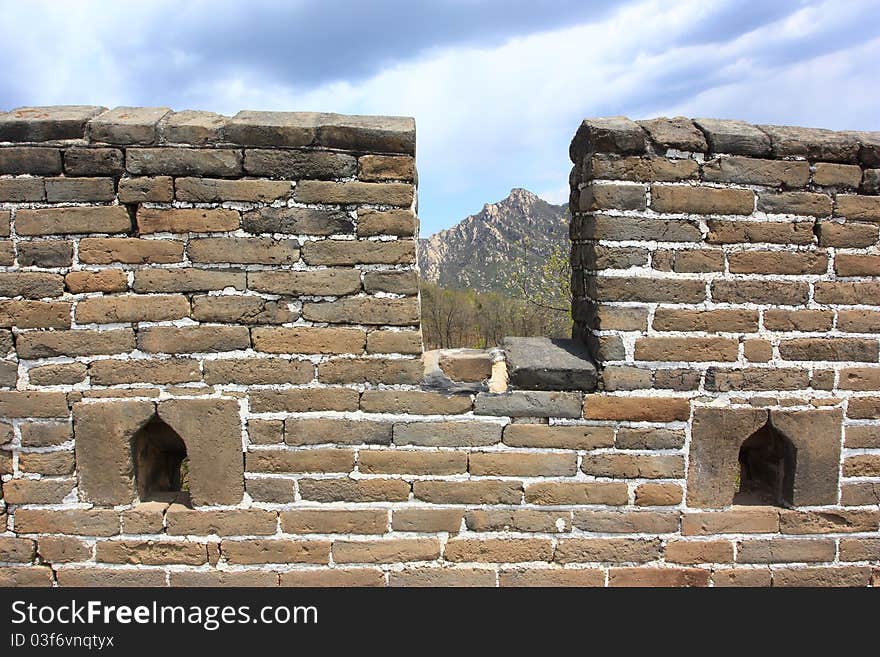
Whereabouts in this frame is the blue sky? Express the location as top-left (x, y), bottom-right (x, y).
top-left (2, 0), bottom-right (879, 236)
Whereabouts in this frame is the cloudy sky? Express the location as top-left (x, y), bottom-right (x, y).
top-left (2, 0), bottom-right (879, 235)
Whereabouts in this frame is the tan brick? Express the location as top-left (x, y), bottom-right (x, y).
top-left (706, 368), bottom-right (809, 392)
top-left (247, 269), bottom-right (361, 296)
top-left (175, 177), bottom-right (290, 202)
top-left (221, 539), bottom-right (330, 564)
top-left (843, 455), bottom-right (880, 477)
top-left (446, 538), bottom-right (553, 563)
top-left (281, 509), bottom-right (387, 534)
top-left (89, 358), bottom-right (200, 385)
top-left (779, 338), bottom-right (878, 361)
top-left (593, 306), bottom-right (649, 331)
top-left (37, 536), bottom-right (91, 563)
top-left (133, 268), bottom-right (245, 292)
top-left (137, 326), bottom-right (250, 353)
top-left (0, 567), bottom-right (54, 587)
top-left (15, 206), bottom-right (130, 236)
top-left (743, 339), bottom-right (773, 362)
top-left (204, 358), bottom-right (313, 385)
top-left (0, 300), bottom-right (71, 329)
top-left (356, 209), bottom-right (416, 237)
top-left (249, 387), bottom-right (359, 413)
top-left (294, 180), bottom-right (414, 206)
top-left (192, 295), bottom-right (296, 325)
top-left (393, 421), bottom-right (501, 447)
top-left (17, 329), bottom-right (134, 358)
top-left (556, 538), bottom-right (661, 564)
top-left (76, 294), bottom-right (189, 323)
top-left (835, 195), bottom-right (880, 221)
top-left (815, 281), bottom-right (880, 305)
top-left (301, 239), bottom-right (414, 265)
top-left (764, 309), bottom-right (833, 332)
top-left (616, 427), bottom-right (685, 450)
top-left (839, 538), bottom-right (880, 561)
top-left (729, 250), bottom-right (827, 274)
top-left (836, 253), bottom-right (880, 276)
top-left (252, 326), bottom-right (365, 354)
top-left (737, 538), bottom-right (835, 563)
top-left (166, 508), bottom-right (277, 536)
top-left (757, 191), bottom-right (831, 216)
top-left (524, 482), bottom-right (628, 506)
top-left (584, 395), bottom-right (690, 422)
top-left (0, 391), bottom-right (69, 417)
top-left (359, 450), bottom-right (467, 475)
top-left (285, 418), bottom-right (391, 446)
top-left (56, 568), bottom-right (165, 587)
top-left (702, 156), bottom-right (809, 186)
top-left (814, 162), bottom-right (862, 187)
top-left (78, 237), bottom-right (184, 264)
top-left (651, 185), bottom-right (753, 214)
top-left (299, 478), bottom-right (410, 502)
top-left (468, 451), bottom-right (577, 477)
top-left (665, 540), bottom-right (733, 564)
top-left (28, 362), bottom-right (87, 385)
top-left (246, 419), bottom-right (283, 445)
top-left (581, 453), bottom-right (684, 479)
top-left (360, 390), bottom-right (471, 415)
top-left (573, 510), bottom-right (679, 533)
top-left (499, 568), bottom-right (604, 587)
top-left (816, 221), bottom-right (878, 247)
top-left (333, 538), bottom-right (439, 564)
top-left (65, 269), bottom-right (127, 293)
top-left (363, 270), bottom-right (418, 295)
top-left (635, 483), bottom-right (683, 506)
top-left (465, 509), bottom-right (570, 533)
top-left (392, 508), bottom-right (464, 533)
top-left (579, 183), bottom-right (647, 211)
top-left (318, 357), bottom-right (422, 385)
top-left (707, 219), bottom-right (815, 244)
top-left (245, 478), bottom-right (296, 503)
top-left (188, 237), bottom-right (299, 265)
top-left (246, 449), bottom-right (354, 472)
top-left (595, 276), bottom-right (706, 303)
top-left (711, 568), bottom-right (772, 587)
top-left (591, 154), bottom-right (699, 182)
top-left (0, 177), bottom-right (45, 202)
top-left (137, 207), bottom-right (239, 234)
top-left (44, 176), bottom-right (114, 202)
top-left (609, 567), bottom-right (710, 587)
top-left (682, 508), bottom-right (780, 535)
top-left (120, 501), bottom-right (167, 534)
top-left (502, 424), bottom-right (612, 450)
top-left (0, 536), bottom-right (36, 562)
top-left (279, 569), bottom-right (384, 587)
top-left (634, 337), bottom-right (738, 362)
top-left (170, 571), bottom-right (278, 587)
top-left (772, 566), bottom-right (871, 587)
top-left (18, 450), bottom-right (74, 475)
top-left (389, 567), bottom-right (495, 587)
top-left (303, 297), bottom-right (420, 326)
top-left (117, 176), bottom-right (173, 203)
top-left (414, 480), bottom-right (521, 505)
top-left (839, 367), bottom-right (880, 391)
top-left (0, 272), bottom-right (65, 298)
top-left (19, 421), bottom-right (71, 447)
top-left (96, 540), bottom-right (207, 565)
top-left (358, 154), bottom-right (415, 181)
top-left (13, 509), bottom-right (119, 536)
top-left (848, 397), bottom-right (880, 419)
top-left (845, 425), bottom-right (880, 448)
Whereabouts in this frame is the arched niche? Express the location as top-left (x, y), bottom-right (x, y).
top-left (733, 422), bottom-right (796, 507)
top-left (131, 417), bottom-right (189, 503)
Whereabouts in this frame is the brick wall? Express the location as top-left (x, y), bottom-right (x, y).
top-left (0, 106), bottom-right (877, 587)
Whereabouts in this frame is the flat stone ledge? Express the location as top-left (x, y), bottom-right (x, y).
top-left (474, 390), bottom-right (583, 418)
top-left (0, 106), bottom-right (105, 142)
top-left (503, 337), bottom-right (598, 392)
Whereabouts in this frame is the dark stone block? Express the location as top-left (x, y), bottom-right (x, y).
top-left (503, 337), bottom-right (598, 391)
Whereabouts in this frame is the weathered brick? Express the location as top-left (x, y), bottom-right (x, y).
top-left (393, 421), bottom-right (501, 447)
top-left (707, 219), bottom-right (815, 244)
top-left (244, 478), bottom-right (295, 503)
top-left (590, 154), bottom-right (699, 181)
top-left (813, 162), bottom-right (862, 187)
top-left (839, 538), bottom-right (880, 561)
top-left (17, 329), bottom-right (134, 358)
top-left (841, 482), bottom-right (880, 505)
top-left (651, 308), bottom-right (757, 333)
top-left (64, 147), bottom-right (124, 176)
top-left (127, 147), bottom-right (240, 176)
top-left (843, 455), bottom-right (880, 477)
top-left (835, 195), bottom-right (880, 221)
top-left (595, 276), bottom-right (705, 303)
top-left (706, 368), bottom-right (810, 392)
top-left (118, 176), bottom-right (173, 203)
top-left (609, 567), bottom-right (710, 587)
top-left (247, 449), bottom-right (354, 473)
top-left (772, 566), bottom-right (871, 587)
top-left (524, 482), bottom-right (628, 506)
top-left (37, 536), bottom-right (91, 563)
top-left (736, 539), bottom-right (835, 563)
top-left (176, 177), bottom-right (290, 202)
top-left (89, 106), bottom-right (169, 144)
top-left (0, 300), bottom-right (71, 328)
top-left (635, 337), bottom-right (738, 362)
top-left (0, 567), bottom-right (53, 587)
top-left (370, 330), bottom-right (423, 354)
top-left (446, 538), bottom-right (553, 563)
top-left (28, 362), bottom-right (87, 385)
top-left (65, 269), bottom-right (127, 293)
top-left (20, 422), bottom-right (71, 447)
top-left (414, 480), bottom-right (521, 505)
top-left (0, 177), bottom-right (45, 201)
top-left (303, 297), bottom-right (419, 326)
top-left (360, 390), bottom-right (471, 415)
top-left (616, 427), bottom-right (684, 450)
top-left (285, 418), bottom-right (390, 446)
top-left (19, 451), bottom-right (75, 475)
top-left (839, 309), bottom-right (880, 333)
top-left (848, 397), bottom-right (880, 419)
top-left (56, 568), bottom-right (165, 587)
top-left (242, 206), bottom-right (353, 235)
top-left (500, 568), bottom-right (604, 587)
top-left (581, 453), bottom-right (684, 479)
top-left (302, 239), bottom-right (414, 265)
top-left (778, 338), bottom-right (878, 361)
top-left (839, 367), bottom-right (880, 391)
top-left (247, 269), bottom-right (361, 297)
top-left (249, 387), bottom-right (359, 413)
top-left (0, 537), bottom-right (36, 562)
top-left (299, 478), bottom-right (410, 502)
top-left (816, 221), bottom-right (878, 247)
top-left (294, 180), bottom-right (413, 207)
top-left (594, 245), bottom-right (648, 269)
top-left (503, 424), bottom-right (613, 450)
top-left (137, 207), bottom-right (239, 234)
top-left (137, 326), bottom-right (250, 353)
top-left (78, 237), bottom-right (183, 264)
top-left (392, 508), bottom-right (464, 533)
top-left (757, 191), bottom-right (831, 216)
top-left (465, 509), bottom-right (570, 533)
top-left (204, 358), bottom-right (312, 385)
top-left (222, 539), bottom-right (329, 564)
top-left (583, 395), bottom-right (690, 421)
top-left (17, 241), bottom-right (73, 267)
top-left (651, 185), bottom-right (753, 215)
top-left (192, 295), bottom-right (296, 325)
top-left (359, 450), bottom-right (467, 475)
top-left (711, 280), bottom-right (809, 305)
top-left (333, 538), bottom-right (439, 563)
top-left (845, 425), bottom-right (880, 448)
top-left (469, 451), bottom-right (577, 477)
top-left (188, 237), bottom-right (300, 264)
top-left (13, 509), bottom-right (119, 536)
top-left (556, 538), bottom-right (661, 564)
top-left (836, 253), bottom-right (880, 276)
top-left (15, 206), bottom-right (130, 236)
top-left (166, 508), bottom-right (277, 536)
top-left (665, 540), bottom-right (733, 564)
top-left (815, 281), bottom-right (880, 305)
top-left (247, 419), bottom-right (283, 445)
top-left (574, 214), bottom-right (702, 242)
top-left (682, 508), bottom-right (780, 535)
top-left (318, 357), bottom-right (422, 385)
top-left (764, 309), bottom-right (833, 332)
top-left (356, 209), bottom-right (417, 237)
top-left (0, 147), bottom-right (62, 174)
top-left (728, 250), bottom-right (827, 274)
top-left (120, 502), bottom-right (167, 534)
top-left (702, 156), bottom-right (809, 186)
top-left (251, 327), bottom-right (364, 355)
top-left (363, 270), bottom-right (418, 295)
top-left (89, 358), bottom-right (200, 385)
top-left (45, 176), bottom-right (115, 202)
top-left (634, 483), bottom-right (683, 506)
top-left (279, 569), bottom-right (384, 587)
top-left (712, 568), bottom-right (773, 587)
top-left (96, 540), bottom-right (207, 565)
top-left (389, 567), bottom-right (495, 587)
top-left (133, 268), bottom-right (245, 292)
top-left (358, 154), bottom-right (416, 181)
top-left (579, 183), bottom-right (646, 211)
top-left (243, 148), bottom-right (356, 180)
top-left (281, 509), bottom-right (387, 535)
top-left (171, 571), bottom-right (278, 587)
top-left (76, 294), bottom-right (189, 323)
top-left (2, 477), bottom-right (75, 503)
